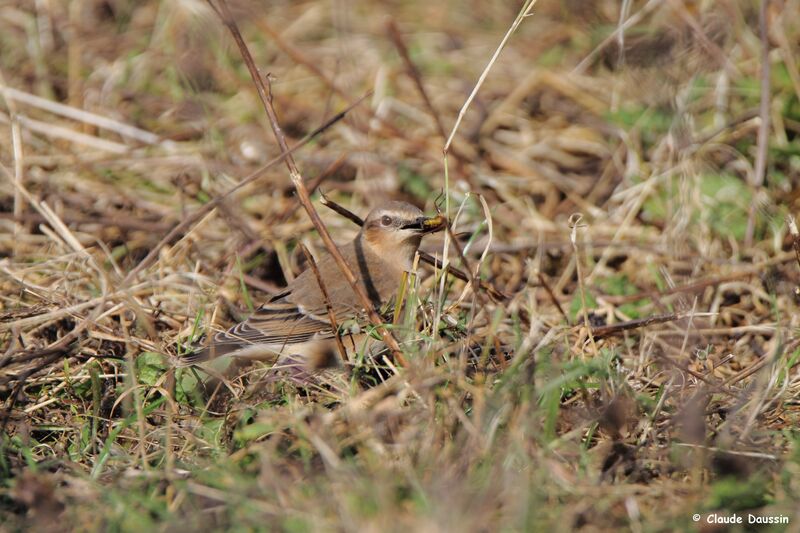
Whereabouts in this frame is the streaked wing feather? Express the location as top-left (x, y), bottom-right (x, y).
top-left (212, 298), bottom-right (334, 348)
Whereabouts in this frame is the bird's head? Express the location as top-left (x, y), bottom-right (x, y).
top-left (360, 201), bottom-right (446, 266)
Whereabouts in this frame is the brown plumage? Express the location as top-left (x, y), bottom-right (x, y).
top-left (181, 201), bottom-right (445, 370)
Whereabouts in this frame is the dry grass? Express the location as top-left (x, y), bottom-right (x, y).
top-left (2, 0), bottom-right (800, 530)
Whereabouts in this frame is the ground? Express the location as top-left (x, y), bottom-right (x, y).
top-left (2, 0), bottom-right (800, 531)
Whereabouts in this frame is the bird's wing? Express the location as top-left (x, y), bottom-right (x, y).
top-left (180, 291), bottom-right (335, 365)
top-left (219, 291), bottom-right (335, 346)
top-left (182, 239), bottom-right (390, 366)
top-left (287, 240), bottom-right (392, 319)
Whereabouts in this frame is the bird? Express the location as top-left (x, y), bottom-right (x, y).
top-left (180, 201), bottom-right (446, 374)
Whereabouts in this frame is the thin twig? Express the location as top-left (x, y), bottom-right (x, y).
top-left (572, 0), bottom-right (661, 74)
top-left (654, 353), bottom-right (736, 398)
top-left (443, 0), bottom-right (538, 154)
top-left (121, 93), bottom-right (369, 285)
top-left (298, 243), bottom-right (349, 363)
top-left (537, 272), bottom-right (569, 325)
top-left (666, 0), bottom-right (741, 76)
top-left (590, 313), bottom-right (682, 338)
top-left (421, 250), bottom-right (506, 302)
top-left (319, 192), bottom-right (366, 226)
top-left (0, 83), bottom-right (172, 147)
top-left (208, 0), bottom-right (407, 366)
top-left (276, 154), bottom-right (348, 222)
top-left (443, 215), bottom-right (484, 306)
top-left (255, 16), bottom-right (414, 150)
top-left (673, 443), bottom-right (778, 461)
top-left (1, 349), bottom-right (69, 434)
top-left (0, 211), bottom-right (172, 233)
top-left (788, 214), bottom-right (800, 272)
top-left (256, 19), bottom-right (346, 99)
top-left (602, 271), bottom-right (756, 305)
top-left (386, 19), bottom-right (448, 142)
top-left (319, 193), bottom-right (507, 301)
top-left (745, 0), bottom-right (772, 246)
top-left (569, 214), bottom-right (599, 357)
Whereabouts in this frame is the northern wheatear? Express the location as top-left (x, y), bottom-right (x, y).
top-left (182, 201), bottom-right (445, 370)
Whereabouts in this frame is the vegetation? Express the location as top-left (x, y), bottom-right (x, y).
top-left (2, 0), bottom-right (800, 530)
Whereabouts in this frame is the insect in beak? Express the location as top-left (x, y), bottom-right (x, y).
top-left (401, 215), bottom-right (447, 234)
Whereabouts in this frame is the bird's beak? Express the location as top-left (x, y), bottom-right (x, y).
top-left (401, 214), bottom-right (447, 234)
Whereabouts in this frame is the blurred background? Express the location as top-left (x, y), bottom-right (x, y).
top-left (2, 0), bottom-right (800, 530)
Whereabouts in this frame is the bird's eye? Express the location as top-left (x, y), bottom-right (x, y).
top-left (381, 215), bottom-right (392, 227)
